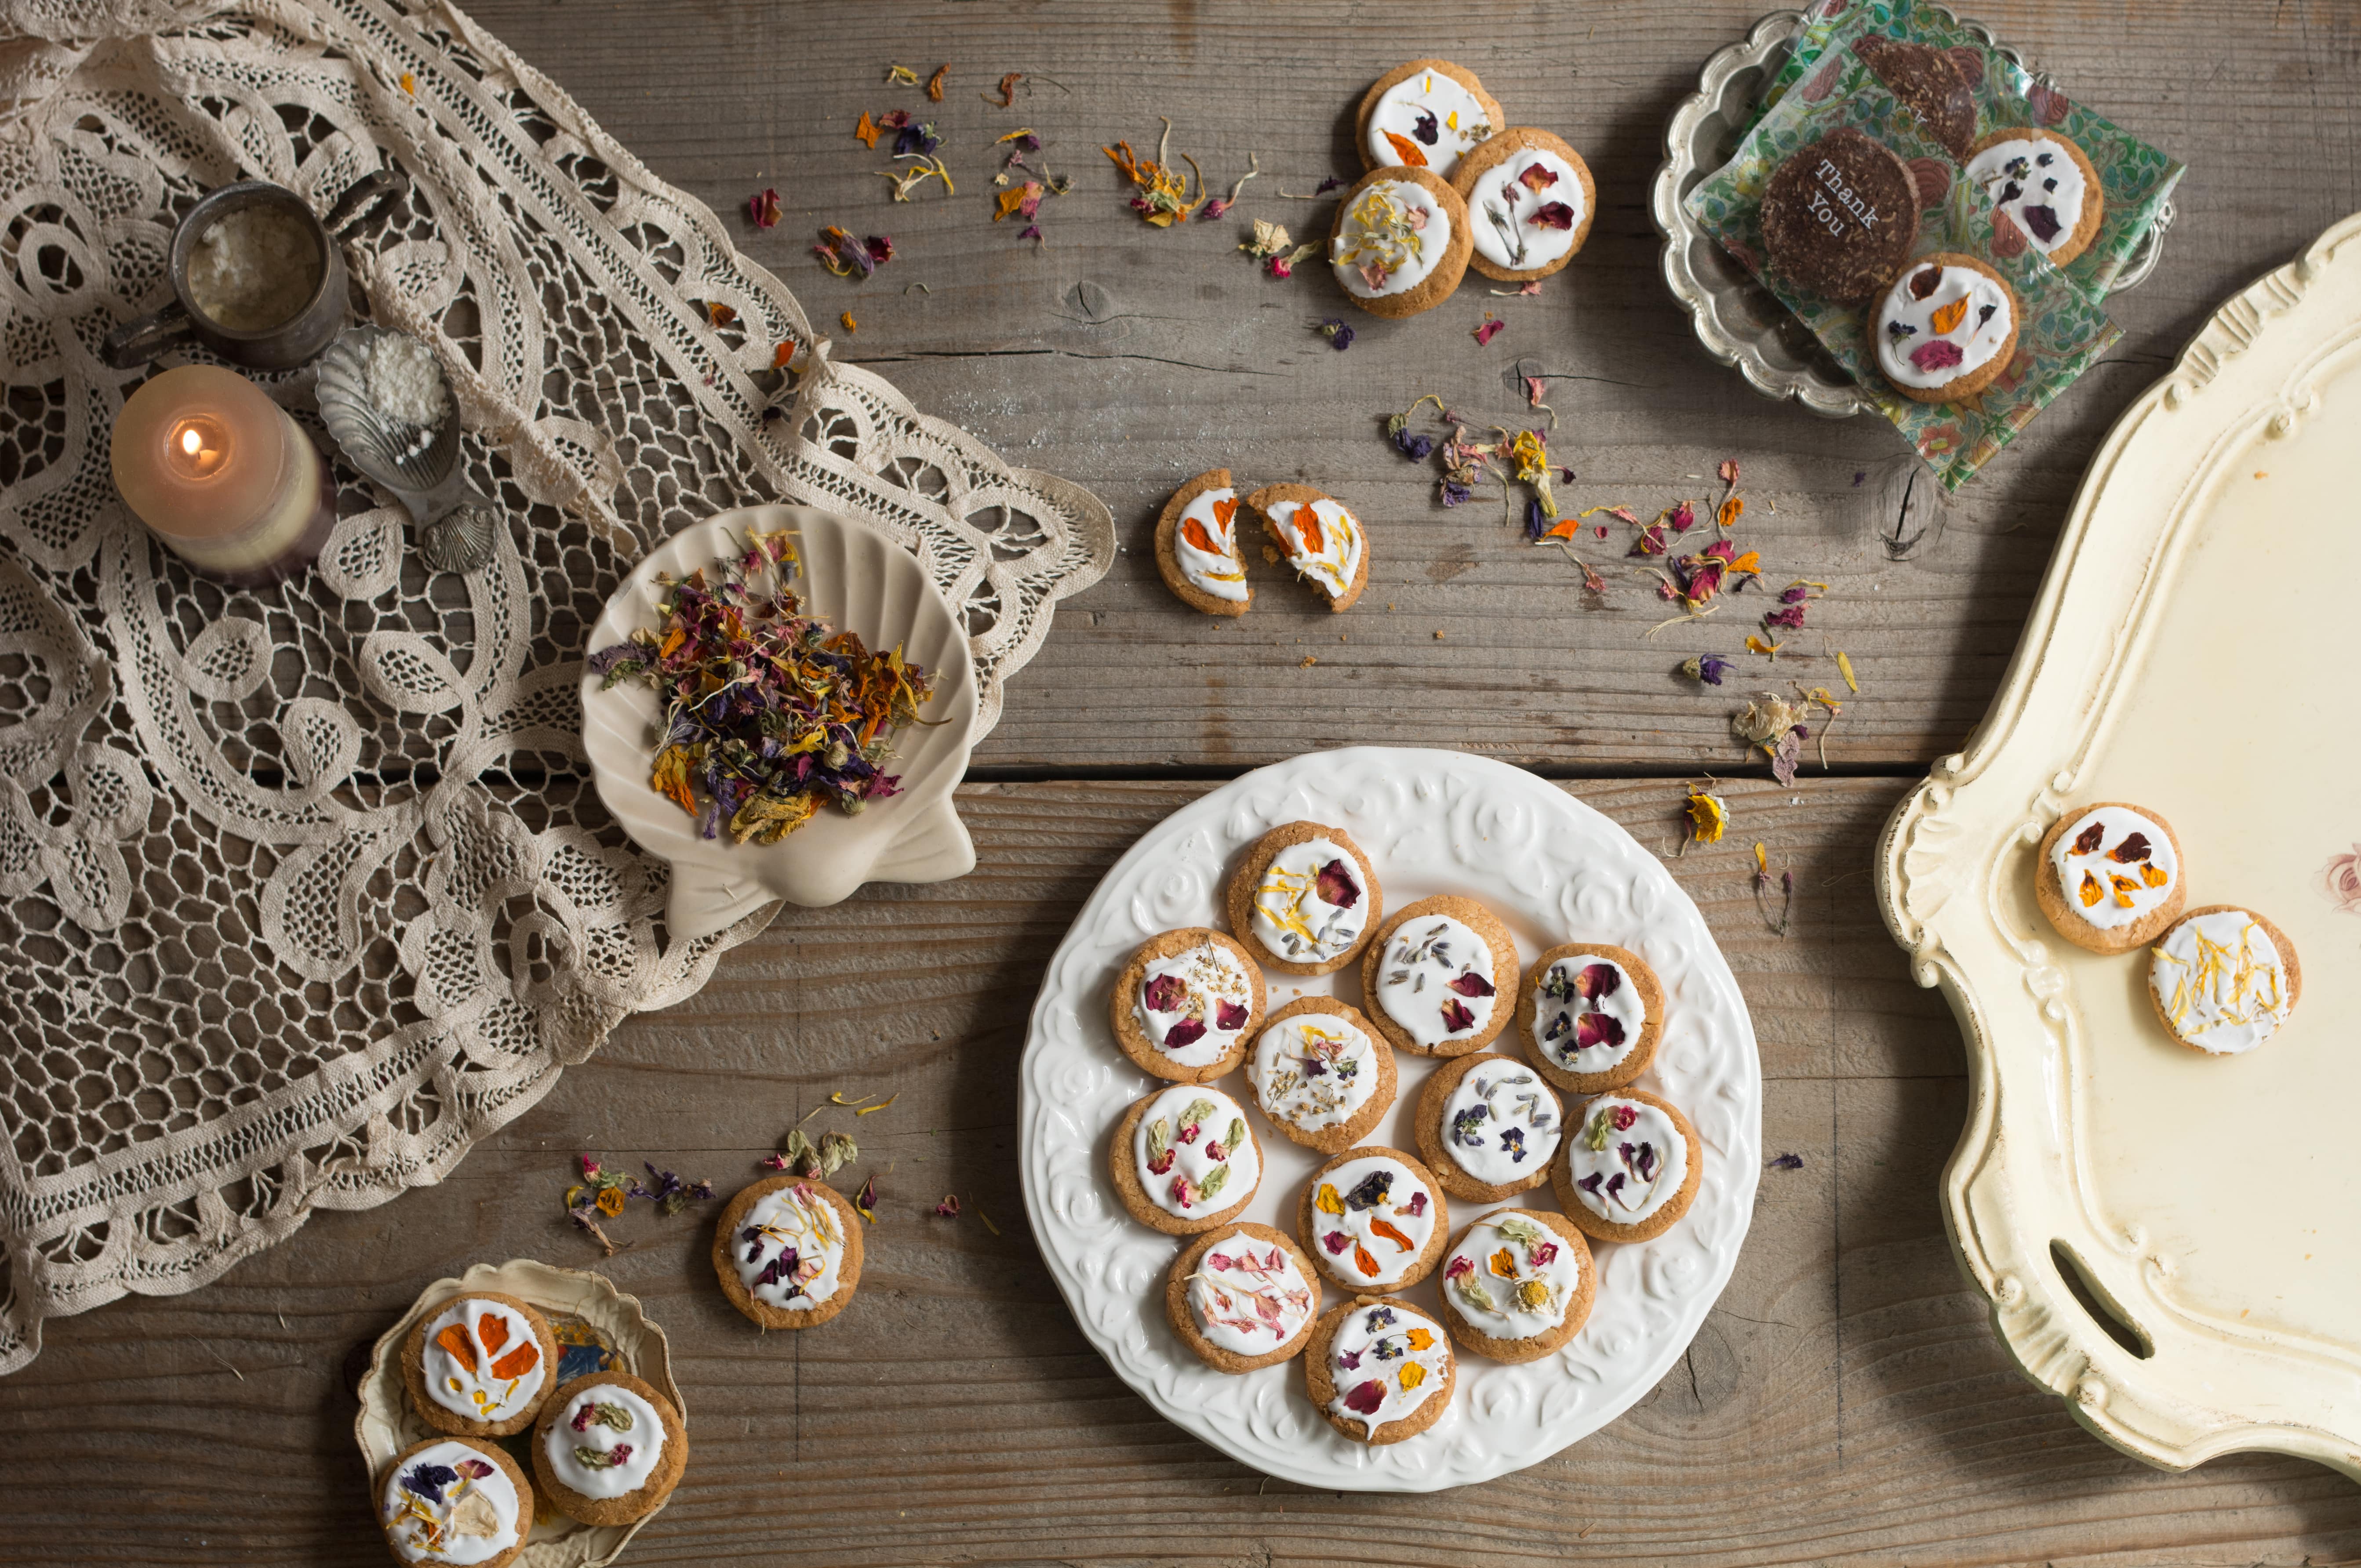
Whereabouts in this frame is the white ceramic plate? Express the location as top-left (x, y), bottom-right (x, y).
top-left (1018, 747), bottom-right (1761, 1491)
top-left (1878, 210), bottom-right (2361, 1478)
top-left (581, 505), bottom-right (979, 940)
top-left (355, 1258), bottom-right (684, 1568)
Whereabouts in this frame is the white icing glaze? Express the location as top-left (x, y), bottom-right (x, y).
top-left (1467, 149), bottom-right (1586, 272)
top-left (1331, 181), bottom-right (1451, 299)
top-left (1324, 1300), bottom-right (1451, 1430)
top-left (1248, 835), bottom-right (1368, 960)
top-left (1444, 1212), bottom-right (1583, 1342)
top-left (1171, 486), bottom-right (1248, 602)
top-left (382, 1440), bottom-right (523, 1566)
top-left (735, 1183), bottom-right (848, 1310)
top-left (1439, 1058), bottom-right (1561, 1186)
top-left (1374, 914), bottom-right (1498, 1049)
top-left (543, 1381), bottom-right (665, 1500)
top-left (1364, 68), bottom-right (1493, 176)
top-left (1134, 937), bottom-right (1255, 1067)
top-left (2150, 910), bottom-right (2293, 1055)
top-left (2048, 804), bottom-right (2179, 932)
top-left (1532, 954), bottom-right (1646, 1075)
top-left (1308, 1154), bottom-right (1437, 1287)
top-left (1186, 1233), bottom-right (1318, 1356)
top-left (1564, 1097), bottom-right (1688, 1226)
top-left (1263, 497), bottom-right (1363, 602)
top-left (1247, 1010), bottom-right (1379, 1134)
top-left (1133, 1085), bottom-right (1258, 1218)
top-left (419, 1297), bottom-right (546, 1426)
top-left (1966, 136), bottom-right (2089, 257)
top-left (1874, 263), bottom-right (2013, 390)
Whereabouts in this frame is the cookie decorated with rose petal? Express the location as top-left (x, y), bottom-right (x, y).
top-left (378, 1435), bottom-right (533, 1568)
top-left (1516, 940), bottom-right (1664, 1094)
top-left (1966, 127), bottom-right (2105, 266)
top-left (1224, 819), bottom-right (1382, 975)
top-left (531, 1370), bottom-right (687, 1526)
top-left (711, 1176), bottom-right (865, 1330)
top-left (1296, 1145), bottom-right (1448, 1293)
top-left (1870, 252), bottom-right (2020, 403)
top-left (1305, 1296), bottom-right (1457, 1445)
top-left (1435, 1207), bottom-right (1593, 1364)
top-left (1245, 996), bottom-right (1396, 1154)
top-left (1110, 1083), bottom-right (1262, 1235)
top-left (1550, 1088), bottom-right (1704, 1244)
top-left (2033, 800), bottom-right (2186, 955)
top-left (2148, 904), bottom-right (2300, 1056)
top-left (1413, 1050), bottom-right (1564, 1202)
top-left (1153, 467), bottom-right (1251, 616)
top-left (1109, 926), bottom-right (1264, 1084)
top-left (1164, 1221), bottom-right (1323, 1373)
top-left (1243, 484), bottom-right (1370, 613)
top-left (1359, 894), bottom-right (1519, 1057)
top-left (1448, 127), bottom-right (1595, 283)
top-left (1327, 166), bottom-right (1473, 319)
top-left (401, 1290), bottom-right (558, 1439)
top-left (1354, 58), bottom-right (1502, 178)
top-left (1759, 127), bottom-right (1920, 302)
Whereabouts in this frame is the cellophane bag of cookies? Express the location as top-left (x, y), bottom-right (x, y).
top-left (1684, 5), bottom-right (2137, 490)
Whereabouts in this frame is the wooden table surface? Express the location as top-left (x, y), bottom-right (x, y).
top-left (9, 1), bottom-right (2361, 1563)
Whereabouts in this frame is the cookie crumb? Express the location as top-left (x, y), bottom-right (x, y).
top-left (1433, 629), bottom-right (1445, 639)
top-left (1299, 655), bottom-right (1318, 668)
top-left (2254, 470), bottom-right (2269, 479)
top-left (1261, 544), bottom-right (1282, 564)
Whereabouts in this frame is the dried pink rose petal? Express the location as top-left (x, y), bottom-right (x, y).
top-left (1215, 998), bottom-right (1250, 1031)
top-left (1143, 973), bottom-right (1186, 1012)
top-left (1164, 1018), bottom-right (1207, 1051)
top-left (1323, 1230), bottom-right (1352, 1255)
top-left (1440, 997), bottom-right (1476, 1033)
top-left (1315, 859), bottom-right (1361, 909)
top-left (1446, 971), bottom-right (1495, 998)
top-left (1148, 1149), bottom-right (1175, 1176)
top-left (1343, 1379), bottom-right (1386, 1415)
top-left (1517, 162), bottom-right (1559, 192)
top-left (1531, 202), bottom-right (1576, 231)
top-left (1529, 1241), bottom-right (1559, 1267)
top-left (1206, 1252), bottom-right (1234, 1271)
top-left (1575, 962), bottom-right (1622, 1001)
top-left (1910, 339), bottom-right (1965, 373)
top-left (1444, 1254), bottom-right (1473, 1280)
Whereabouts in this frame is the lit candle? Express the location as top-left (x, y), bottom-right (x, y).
top-left (110, 363), bottom-right (335, 584)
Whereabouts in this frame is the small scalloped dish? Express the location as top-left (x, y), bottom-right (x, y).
top-left (357, 1259), bottom-right (685, 1568)
top-left (581, 505), bottom-right (979, 940)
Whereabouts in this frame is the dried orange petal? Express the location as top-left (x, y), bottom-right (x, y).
top-left (1929, 297), bottom-right (1968, 335)
top-left (2077, 870), bottom-right (2103, 908)
top-left (1382, 130), bottom-right (1428, 167)
top-left (434, 1324), bottom-right (477, 1373)
top-left (488, 1340), bottom-right (538, 1381)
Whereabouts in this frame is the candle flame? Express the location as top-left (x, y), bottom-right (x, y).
top-left (180, 427), bottom-right (202, 456)
top-left (165, 415), bottom-right (230, 480)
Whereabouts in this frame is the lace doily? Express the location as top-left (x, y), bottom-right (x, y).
top-left (0, 0), bottom-right (1113, 1374)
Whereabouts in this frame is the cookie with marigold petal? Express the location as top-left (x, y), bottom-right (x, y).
top-left (1435, 1207), bottom-right (1593, 1364)
top-left (1516, 940), bottom-right (1664, 1094)
top-left (1414, 1051), bottom-right (1563, 1202)
top-left (1296, 1145), bottom-right (1448, 1293)
top-left (1360, 894), bottom-right (1519, 1057)
top-left (1448, 128), bottom-right (1595, 283)
top-left (1245, 997), bottom-right (1396, 1154)
top-left (1328, 167), bottom-right (1473, 320)
top-left (1110, 926), bottom-right (1264, 1084)
top-left (530, 1370), bottom-right (687, 1526)
top-left (401, 1290), bottom-right (558, 1438)
top-left (2034, 801), bottom-right (2187, 955)
top-left (1110, 1082), bottom-right (1263, 1236)
top-left (2147, 904), bottom-right (2301, 1057)
top-left (1304, 1296), bottom-right (1456, 1444)
top-left (1224, 819), bottom-right (1382, 974)
top-left (1243, 485), bottom-right (1370, 613)
top-left (378, 1434), bottom-right (533, 1568)
top-left (1155, 468), bottom-right (1252, 616)
top-left (1354, 59), bottom-right (1502, 178)
top-left (1965, 127), bottom-right (2104, 267)
top-left (1165, 1221), bottom-right (1324, 1373)
top-left (711, 1176), bottom-right (865, 1330)
top-left (1870, 253), bottom-right (2021, 404)
top-left (1552, 1087), bottom-right (1704, 1245)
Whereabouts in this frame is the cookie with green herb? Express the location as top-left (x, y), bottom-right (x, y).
top-left (1448, 128), bottom-right (1594, 283)
top-left (1110, 1082), bottom-right (1262, 1235)
top-left (1758, 127), bottom-right (1921, 302)
top-left (1516, 940), bottom-right (1663, 1095)
top-left (1155, 468), bottom-right (1252, 615)
top-left (378, 1434), bottom-right (532, 1568)
top-left (1870, 253), bottom-right (2020, 403)
top-left (1165, 1221), bottom-right (1323, 1373)
top-left (1359, 894), bottom-right (1519, 1057)
top-left (1414, 1051), bottom-right (1564, 1202)
top-left (1435, 1207), bottom-right (1594, 1363)
top-left (400, 1290), bottom-right (558, 1439)
top-left (1244, 484), bottom-right (1370, 613)
top-left (1304, 1296), bottom-right (1456, 1444)
top-left (1110, 926), bottom-right (1264, 1084)
top-left (2033, 801), bottom-right (2186, 956)
top-left (1245, 996), bottom-right (1396, 1154)
top-left (1297, 1145), bottom-right (1448, 1293)
top-left (1356, 59), bottom-right (1502, 178)
top-left (1328, 166), bottom-right (1473, 319)
top-left (531, 1370), bottom-right (687, 1527)
top-left (1225, 819), bottom-right (1382, 974)
top-left (1965, 127), bottom-right (2104, 267)
top-left (711, 1175), bottom-right (864, 1330)
top-left (1551, 1088), bottom-right (1704, 1245)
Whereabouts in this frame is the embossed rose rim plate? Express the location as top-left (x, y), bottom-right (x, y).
top-left (357, 1258), bottom-right (685, 1567)
top-left (1018, 747), bottom-right (1761, 1491)
top-left (1876, 210), bottom-right (2361, 1480)
top-left (581, 505), bottom-right (979, 941)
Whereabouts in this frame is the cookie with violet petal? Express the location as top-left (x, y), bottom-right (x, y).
top-left (2033, 800), bottom-right (2186, 956)
top-left (1870, 252), bottom-right (2020, 404)
top-left (1515, 940), bottom-right (1663, 1095)
top-left (1154, 468), bottom-right (1251, 616)
top-left (1328, 166), bottom-right (1472, 319)
top-left (1354, 58), bottom-right (1502, 178)
top-left (1414, 1050), bottom-right (1564, 1202)
top-left (1759, 127), bottom-right (1920, 303)
top-left (401, 1290), bottom-right (558, 1438)
top-left (1965, 127), bottom-right (2104, 267)
top-left (1224, 819), bottom-right (1382, 975)
top-left (1448, 128), bottom-right (1595, 283)
top-left (2148, 904), bottom-right (2301, 1057)
top-left (1244, 996), bottom-right (1396, 1154)
top-left (1305, 1296), bottom-right (1457, 1445)
top-left (1110, 1082), bottom-right (1263, 1236)
top-left (378, 1434), bottom-right (533, 1568)
top-left (1296, 1144), bottom-right (1449, 1293)
top-left (1243, 484), bottom-right (1370, 613)
top-left (1110, 926), bottom-right (1264, 1084)
top-left (1165, 1221), bottom-right (1324, 1373)
top-left (531, 1370), bottom-right (687, 1526)
top-left (1435, 1207), bottom-right (1594, 1364)
top-left (1359, 894), bottom-right (1520, 1058)
top-left (1551, 1087), bottom-right (1704, 1245)
top-left (711, 1175), bottom-right (865, 1330)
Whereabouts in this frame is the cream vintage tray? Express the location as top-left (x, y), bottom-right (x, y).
top-left (1877, 209), bottom-right (2361, 1479)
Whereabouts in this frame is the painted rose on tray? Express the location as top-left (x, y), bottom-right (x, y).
top-left (2324, 845), bottom-right (2361, 915)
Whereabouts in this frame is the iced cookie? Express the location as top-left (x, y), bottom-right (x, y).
top-left (1109, 926), bottom-right (1264, 1084)
top-left (378, 1435), bottom-right (532, 1568)
top-left (1966, 128), bottom-right (2104, 266)
top-left (1517, 940), bottom-right (1664, 1094)
top-left (1853, 34), bottom-right (1976, 157)
top-left (1436, 1208), bottom-right (1594, 1363)
top-left (1245, 996), bottom-right (1396, 1153)
top-left (1360, 894), bottom-right (1519, 1057)
top-left (1759, 127), bottom-right (1920, 302)
top-left (1154, 468), bottom-right (1251, 616)
top-left (1354, 59), bottom-right (1501, 178)
top-left (2148, 905), bottom-right (2300, 1056)
top-left (1165, 1221), bottom-right (1323, 1373)
top-left (1551, 1088), bottom-right (1704, 1244)
top-left (531, 1371), bottom-right (687, 1526)
top-left (1413, 1051), bottom-right (1564, 1202)
top-left (1225, 819), bottom-right (1382, 975)
top-left (1243, 483), bottom-right (1369, 613)
top-left (1297, 1146), bottom-right (1448, 1293)
top-left (401, 1291), bottom-right (557, 1439)
top-left (1448, 127), bottom-right (1594, 283)
top-left (1305, 1297), bottom-right (1456, 1445)
top-left (2034, 801), bottom-right (2186, 955)
top-left (1110, 1083), bottom-right (1262, 1235)
top-left (711, 1176), bottom-right (864, 1329)
top-left (1328, 167), bottom-right (1473, 320)
top-left (1871, 253), bottom-right (2019, 403)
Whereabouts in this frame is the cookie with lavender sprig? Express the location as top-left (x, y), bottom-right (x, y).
top-left (1359, 894), bottom-right (1520, 1057)
top-left (1225, 820), bottom-right (1382, 975)
top-left (1448, 128), bottom-right (1595, 283)
top-left (1413, 1051), bottom-right (1564, 1203)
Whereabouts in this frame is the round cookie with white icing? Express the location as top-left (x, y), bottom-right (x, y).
top-left (1296, 1145), bottom-right (1449, 1293)
top-left (1550, 1087), bottom-right (1704, 1245)
top-left (1153, 467), bottom-right (1252, 617)
top-left (1967, 126), bottom-right (2104, 267)
top-left (1447, 127), bottom-right (1595, 283)
top-left (2033, 800), bottom-right (2187, 955)
top-left (1871, 251), bottom-right (2020, 404)
top-left (1354, 58), bottom-right (1502, 178)
top-left (1245, 996), bottom-right (1396, 1154)
top-left (530, 1370), bottom-right (687, 1526)
top-left (1327, 166), bottom-right (1473, 320)
top-left (1304, 1296), bottom-right (1457, 1445)
top-left (1224, 819), bottom-right (1382, 975)
top-left (710, 1175), bottom-right (865, 1330)
top-left (1164, 1220), bottom-right (1323, 1373)
top-left (400, 1290), bottom-right (558, 1438)
top-left (1436, 1207), bottom-right (1594, 1364)
top-left (1110, 926), bottom-right (1264, 1084)
top-left (1109, 1083), bottom-right (1263, 1236)
top-left (1242, 483), bottom-right (1371, 613)
top-left (1413, 1051), bottom-right (1564, 1202)
top-left (2147, 904), bottom-right (2301, 1057)
top-left (378, 1434), bottom-right (532, 1568)
top-left (1516, 940), bottom-right (1664, 1094)
top-left (1359, 894), bottom-right (1520, 1058)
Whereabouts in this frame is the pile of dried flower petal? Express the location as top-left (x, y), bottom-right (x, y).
top-left (814, 226), bottom-right (894, 279)
top-left (587, 530), bottom-right (937, 845)
top-left (1684, 787), bottom-right (1729, 845)
top-left (1241, 218), bottom-right (1319, 278)
top-left (565, 1155), bottom-right (715, 1254)
top-left (1735, 693), bottom-right (1809, 784)
top-left (993, 129), bottom-right (1072, 243)
top-left (747, 187), bottom-right (782, 230)
top-left (1106, 118), bottom-right (1205, 227)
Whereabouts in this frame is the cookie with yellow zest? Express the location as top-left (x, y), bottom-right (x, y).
top-left (1154, 467), bottom-right (1252, 616)
top-left (1224, 818), bottom-right (1382, 974)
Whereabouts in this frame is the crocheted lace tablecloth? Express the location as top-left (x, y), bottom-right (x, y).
top-left (0, 0), bottom-right (1113, 1373)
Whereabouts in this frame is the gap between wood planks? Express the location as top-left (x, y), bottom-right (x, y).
top-left (963, 760), bottom-right (1932, 783)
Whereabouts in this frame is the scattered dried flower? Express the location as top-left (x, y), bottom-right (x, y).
top-left (747, 188), bottom-right (782, 230)
top-left (924, 64), bottom-right (948, 101)
top-left (1202, 154), bottom-right (1260, 221)
top-left (1473, 315), bottom-right (1505, 346)
top-left (840, 311), bottom-right (857, 333)
top-left (1681, 654), bottom-right (1733, 685)
top-left (884, 65), bottom-right (920, 87)
top-left (1685, 788), bottom-right (1729, 845)
top-left (855, 1175), bottom-right (877, 1222)
top-left (983, 71), bottom-right (1022, 106)
top-left (1836, 650), bottom-right (1859, 692)
top-left (1767, 1151), bottom-right (1806, 1170)
top-left (1106, 118), bottom-right (1205, 227)
top-left (935, 1193), bottom-right (962, 1218)
top-left (854, 111), bottom-right (880, 148)
top-left (1318, 318), bottom-right (1354, 351)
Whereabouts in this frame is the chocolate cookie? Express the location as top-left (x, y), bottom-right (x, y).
top-left (1760, 127), bottom-right (1921, 301)
top-left (1853, 34), bottom-right (1976, 157)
